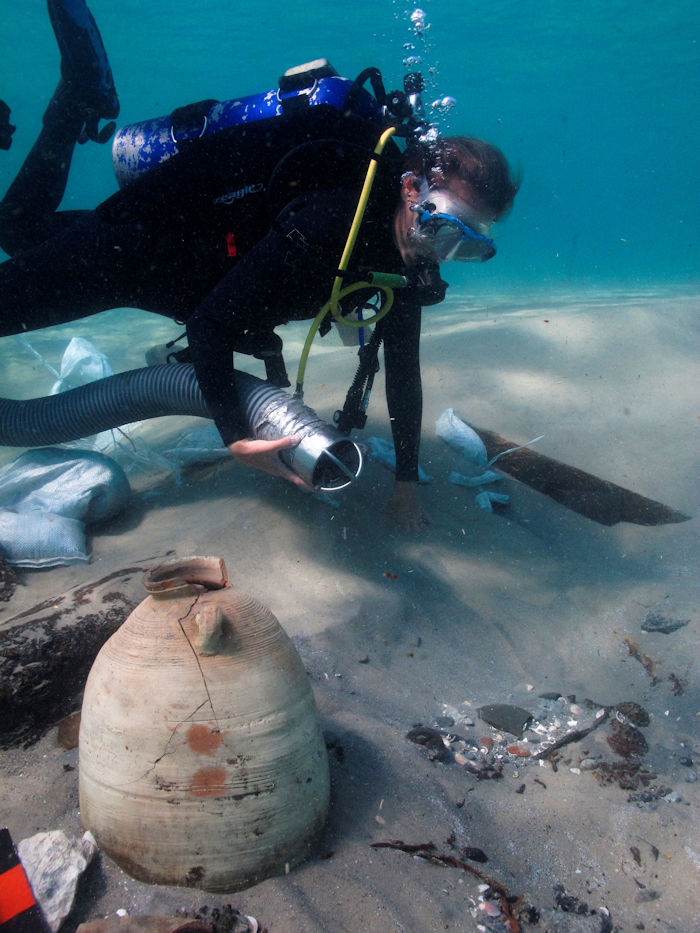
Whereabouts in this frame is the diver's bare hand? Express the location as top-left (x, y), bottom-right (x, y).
top-left (384, 481), bottom-right (431, 533)
top-left (228, 436), bottom-right (314, 490)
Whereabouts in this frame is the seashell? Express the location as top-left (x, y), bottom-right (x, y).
top-left (480, 900), bottom-right (502, 918)
top-left (506, 744), bottom-right (531, 757)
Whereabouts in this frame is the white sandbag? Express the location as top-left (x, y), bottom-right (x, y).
top-left (435, 408), bottom-right (488, 466)
top-left (0, 510), bottom-right (89, 567)
top-left (0, 448), bottom-right (130, 523)
top-left (49, 336), bottom-right (113, 394)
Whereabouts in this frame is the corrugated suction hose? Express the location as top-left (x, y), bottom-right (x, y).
top-left (0, 364), bottom-right (362, 491)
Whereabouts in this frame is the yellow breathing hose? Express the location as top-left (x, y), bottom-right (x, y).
top-left (294, 125), bottom-right (403, 397)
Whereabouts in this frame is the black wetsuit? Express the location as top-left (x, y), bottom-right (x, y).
top-left (0, 104), bottom-right (439, 481)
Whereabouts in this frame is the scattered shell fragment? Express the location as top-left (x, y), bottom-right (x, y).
top-left (480, 899), bottom-right (502, 918)
top-left (506, 744), bottom-right (531, 757)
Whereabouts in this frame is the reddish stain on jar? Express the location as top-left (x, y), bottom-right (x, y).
top-left (187, 724), bottom-right (223, 756)
top-left (189, 766), bottom-right (228, 798)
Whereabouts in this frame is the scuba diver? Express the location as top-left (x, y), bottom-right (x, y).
top-left (0, 0), bottom-right (518, 532)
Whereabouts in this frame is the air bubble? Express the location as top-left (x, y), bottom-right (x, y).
top-left (430, 95), bottom-right (456, 114)
top-left (410, 8), bottom-right (429, 35)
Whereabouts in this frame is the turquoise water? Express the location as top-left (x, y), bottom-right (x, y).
top-left (2, 0), bottom-right (698, 292)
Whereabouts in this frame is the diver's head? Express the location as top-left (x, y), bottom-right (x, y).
top-left (394, 135), bottom-right (519, 266)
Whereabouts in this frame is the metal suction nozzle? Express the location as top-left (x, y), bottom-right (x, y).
top-left (280, 433), bottom-right (363, 491)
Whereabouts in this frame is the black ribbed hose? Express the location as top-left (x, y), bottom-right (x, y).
top-left (0, 364), bottom-right (362, 489)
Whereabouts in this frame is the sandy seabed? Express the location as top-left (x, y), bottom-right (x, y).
top-left (0, 289), bottom-right (698, 932)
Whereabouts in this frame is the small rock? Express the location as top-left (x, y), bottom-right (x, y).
top-left (462, 846), bottom-right (488, 863)
top-left (684, 769), bottom-right (697, 783)
top-left (434, 715), bottom-right (455, 728)
top-left (614, 701), bottom-right (650, 727)
top-left (635, 888), bottom-right (661, 903)
top-left (406, 726), bottom-right (449, 761)
top-left (477, 703), bottom-right (533, 737)
top-left (642, 612), bottom-right (689, 634)
top-left (606, 720), bottom-right (648, 759)
top-left (18, 830), bottom-right (97, 932)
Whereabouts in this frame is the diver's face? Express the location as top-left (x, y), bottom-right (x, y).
top-left (395, 174), bottom-right (496, 265)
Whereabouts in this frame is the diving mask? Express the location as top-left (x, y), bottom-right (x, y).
top-left (411, 190), bottom-right (496, 263)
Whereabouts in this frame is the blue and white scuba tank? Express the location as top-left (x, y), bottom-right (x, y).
top-left (112, 59), bottom-right (383, 188)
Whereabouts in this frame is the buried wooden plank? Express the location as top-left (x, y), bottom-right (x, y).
top-left (0, 568), bottom-right (142, 748)
top-left (470, 426), bottom-right (690, 526)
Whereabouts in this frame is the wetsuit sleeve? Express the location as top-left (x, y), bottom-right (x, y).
top-left (185, 227), bottom-right (297, 445)
top-left (185, 191), bottom-right (353, 446)
top-left (185, 313), bottom-right (246, 446)
top-left (380, 292), bottom-right (423, 482)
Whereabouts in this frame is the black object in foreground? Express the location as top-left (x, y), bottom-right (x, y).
top-left (470, 425), bottom-right (690, 527)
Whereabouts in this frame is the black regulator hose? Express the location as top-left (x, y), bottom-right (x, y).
top-left (0, 364), bottom-right (362, 490)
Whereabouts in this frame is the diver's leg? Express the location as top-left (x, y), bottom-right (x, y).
top-left (47, 0), bottom-right (120, 143)
top-left (0, 0), bottom-right (120, 255)
top-left (0, 101), bottom-right (16, 151)
top-left (0, 213), bottom-right (119, 336)
top-left (0, 210), bottom-right (196, 338)
top-left (0, 85), bottom-right (89, 255)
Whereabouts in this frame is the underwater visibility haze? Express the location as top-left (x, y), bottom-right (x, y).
top-left (1, 5), bottom-right (699, 930)
top-left (1, 0), bottom-right (698, 291)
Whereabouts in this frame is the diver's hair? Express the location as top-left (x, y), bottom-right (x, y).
top-left (404, 136), bottom-right (519, 217)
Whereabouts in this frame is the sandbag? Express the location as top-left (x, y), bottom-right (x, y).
top-left (0, 447), bottom-right (130, 522)
top-left (0, 510), bottom-right (89, 567)
top-left (0, 448), bottom-right (130, 568)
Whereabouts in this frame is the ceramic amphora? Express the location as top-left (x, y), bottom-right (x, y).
top-left (79, 556), bottom-right (330, 891)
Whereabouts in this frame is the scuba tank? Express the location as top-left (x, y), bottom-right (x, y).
top-left (112, 59), bottom-right (386, 188)
top-left (110, 61), bottom-right (441, 438)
